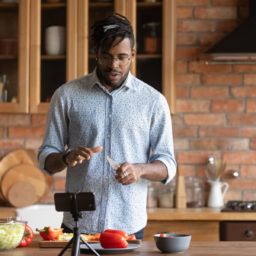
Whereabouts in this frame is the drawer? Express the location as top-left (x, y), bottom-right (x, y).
top-left (220, 221), bottom-right (256, 241)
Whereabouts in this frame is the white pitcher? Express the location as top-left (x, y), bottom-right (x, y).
top-left (207, 180), bottom-right (229, 208)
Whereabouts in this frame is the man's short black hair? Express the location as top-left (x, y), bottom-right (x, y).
top-left (90, 13), bottom-right (135, 52)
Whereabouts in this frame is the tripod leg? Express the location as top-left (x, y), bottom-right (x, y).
top-left (71, 228), bottom-right (81, 256)
top-left (80, 237), bottom-right (101, 256)
top-left (58, 238), bottom-right (73, 256)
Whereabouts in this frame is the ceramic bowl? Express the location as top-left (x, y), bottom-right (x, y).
top-left (0, 219), bottom-right (26, 250)
top-left (154, 233), bottom-right (192, 253)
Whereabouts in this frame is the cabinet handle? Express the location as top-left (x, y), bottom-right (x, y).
top-left (244, 229), bottom-right (254, 238)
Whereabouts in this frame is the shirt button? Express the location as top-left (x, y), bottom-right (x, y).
top-left (109, 114), bottom-right (112, 118)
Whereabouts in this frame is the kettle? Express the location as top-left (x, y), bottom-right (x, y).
top-left (207, 180), bottom-right (229, 208)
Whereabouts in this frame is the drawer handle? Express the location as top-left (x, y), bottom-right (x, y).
top-left (244, 229), bottom-right (254, 238)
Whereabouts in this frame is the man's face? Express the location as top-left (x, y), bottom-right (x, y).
top-left (96, 37), bottom-right (135, 90)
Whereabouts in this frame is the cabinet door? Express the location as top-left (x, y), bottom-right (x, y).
top-left (77, 0), bottom-right (127, 77)
top-left (134, 0), bottom-right (176, 113)
top-left (0, 0), bottom-right (30, 113)
top-left (29, 0), bottom-right (78, 113)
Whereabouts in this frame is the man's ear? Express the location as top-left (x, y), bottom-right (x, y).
top-left (131, 48), bottom-right (136, 60)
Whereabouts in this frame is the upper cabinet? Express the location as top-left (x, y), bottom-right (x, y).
top-left (0, 0), bottom-right (29, 113)
top-left (0, 0), bottom-right (175, 113)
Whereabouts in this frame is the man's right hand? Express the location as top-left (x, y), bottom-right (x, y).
top-left (45, 146), bottom-right (103, 174)
top-left (63, 146), bottom-right (103, 167)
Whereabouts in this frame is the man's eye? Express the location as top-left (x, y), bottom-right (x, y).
top-left (102, 55), bottom-right (110, 60)
top-left (118, 56), bottom-right (127, 61)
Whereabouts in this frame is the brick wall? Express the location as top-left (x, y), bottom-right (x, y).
top-left (0, 0), bottom-right (255, 205)
top-left (174, 0), bottom-right (256, 201)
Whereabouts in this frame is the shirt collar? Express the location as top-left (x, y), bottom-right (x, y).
top-left (89, 69), bottom-right (133, 91)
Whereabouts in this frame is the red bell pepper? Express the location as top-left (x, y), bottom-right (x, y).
top-left (100, 229), bottom-right (128, 248)
top-left (36, 226), bottom-right (63, 241)
top-left (103, 229), bottom-right (128, 239)
top-left (18, 224), bottom-right (34, 247)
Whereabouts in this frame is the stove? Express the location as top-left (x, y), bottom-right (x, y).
top-left (221, 200), bottom-right (256, 212)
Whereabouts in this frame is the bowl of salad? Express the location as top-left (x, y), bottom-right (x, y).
top-left (0, 219), bottom-right (26, 250)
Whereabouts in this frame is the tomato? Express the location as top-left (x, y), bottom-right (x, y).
top-left (18, 224), bottom-right (34, 247)
top-left (36, 226), bottom-right (63, 241)
top-left (100, 230), bottom-right (128, 249)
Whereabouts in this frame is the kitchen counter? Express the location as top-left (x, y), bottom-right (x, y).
top-left (2, 206), bottom-right (256, 221)
top-left (145, 207), bottom-right (256, 241)
top-left (0, 241), bottom-right (256, 255)
top-left (147, 207), bottom-right (256, 221)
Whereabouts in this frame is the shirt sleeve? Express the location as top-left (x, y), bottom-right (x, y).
top-left (38, 87), bottom-right (68, 172)
top-left (149, 94), bottom-right (177, 184)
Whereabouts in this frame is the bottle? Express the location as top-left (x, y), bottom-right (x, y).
top-left (2, 74), bottom-right (8, 102)
top-left (143, 22), bottom-right (161, 54)
top-left (0, 76), bottom-right (3, 102)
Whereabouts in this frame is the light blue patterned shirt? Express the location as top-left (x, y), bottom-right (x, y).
top-left (38, 70), bottom-right (176, 234)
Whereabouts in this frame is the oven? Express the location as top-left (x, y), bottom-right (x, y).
top-left (220, 201), bottom-right (256, 241)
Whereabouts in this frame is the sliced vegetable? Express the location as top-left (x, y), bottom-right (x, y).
top-left (36, 226), bottom-right (63, 241)
top-left (18, 224), bottom-right (34, 247)
top-left (127, 234), bottom-right (136, 241)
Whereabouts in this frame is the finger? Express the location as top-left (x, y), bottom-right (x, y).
top-left (90, 146), bottom-right (103, 153)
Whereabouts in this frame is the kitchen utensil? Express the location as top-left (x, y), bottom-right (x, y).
top-left (7, 181), bottom-right (37, 207)
top-left (215, 159), bottom-right (226, 180)
top-left (0, 164), bottom-right (46, 202)
top-left (205, 156), bottom-right (226, 181)
top-left (207, 180), bottom-right (229, 208)
top-left (0, 149), bottom-right (35, 200)
top-left (106, 156), bottom-right (120, 171)
top-left (154, 233), bottom-right (191, 253)
top-left (175, 167), bottom-right (187, 208)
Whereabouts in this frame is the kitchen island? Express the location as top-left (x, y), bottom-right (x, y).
top-left (0, 241), bottom-right (256, 255)
top-left (2, 206), bottom-right (256, 241)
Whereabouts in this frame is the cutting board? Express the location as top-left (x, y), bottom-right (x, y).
top-left (0, 149), bottom-right (35, 200)
top-left (0, 163), bottom-right (46, 202)
top-left (7, 181), bottom-right (38, 207)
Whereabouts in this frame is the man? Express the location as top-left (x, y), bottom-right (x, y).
top-left (38, 13), bottom-right (176, 240)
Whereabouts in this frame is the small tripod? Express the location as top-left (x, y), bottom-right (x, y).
top-left (54, 192), bottom-right (100, 256)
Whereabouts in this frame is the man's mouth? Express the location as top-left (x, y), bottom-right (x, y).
top-left (107, 71), bottom-right (121, 79)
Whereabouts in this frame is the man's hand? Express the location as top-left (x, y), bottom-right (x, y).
top-left (115, 163), bottom-right (142, 185)
top-left (115, 160), bottom-right (169, 185)
top-left (64, 146), bottom-right (103, 167)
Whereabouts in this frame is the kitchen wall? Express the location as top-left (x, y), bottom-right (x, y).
top-left (0, 0), bottom-right (256, 204)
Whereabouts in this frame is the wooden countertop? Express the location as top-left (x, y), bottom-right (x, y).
top-left (1, 206), bottom-right (256, 221)
top-left (147, 207), bottom-right (256, 221)
top-left (0, 207), bottom-right (16, 219)
top-left (0, 241), bottom-right (256, 255)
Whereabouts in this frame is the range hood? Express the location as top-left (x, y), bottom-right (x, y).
top-left (204, 0), bottom-right (256, 62)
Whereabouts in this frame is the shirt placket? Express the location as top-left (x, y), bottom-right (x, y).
top-left (98, 93), bottom-right (113, 230)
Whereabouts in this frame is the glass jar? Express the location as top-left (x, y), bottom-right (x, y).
top-left (157, 181), bottom-right (176, 208)
top-left (185, 177), bottom-right (205, 208)
top-left (147, 183), bottom-right (158, 208)
top-left (142, 22), bottom-right (161, 54)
